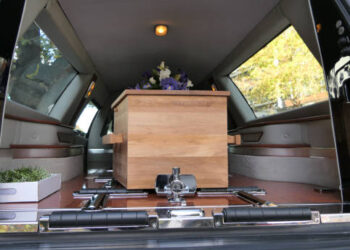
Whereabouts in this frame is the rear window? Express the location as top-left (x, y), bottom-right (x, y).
top-left (230, 26), bottom-right (327, 118)
top-left (7, 22), bottom-right (77, 115)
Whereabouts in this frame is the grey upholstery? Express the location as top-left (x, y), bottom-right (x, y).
top-left (229, 154), bottom-right (339, 188)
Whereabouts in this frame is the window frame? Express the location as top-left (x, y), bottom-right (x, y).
top-left (229, 77), bottom-right (257, 119)
top-left (7, 21), bottom-right (79, 118)
top-left (100, 113), bottom-right (114, 137)
top-left (47, 71), bottom-right (78, 116)
top-left (228, 25), bottom-right (327, 120)
top-left (69, 75), bottom-right (98, 126)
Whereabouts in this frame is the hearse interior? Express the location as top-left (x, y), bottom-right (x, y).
top-left (1, 0), bottom-right (350, 248)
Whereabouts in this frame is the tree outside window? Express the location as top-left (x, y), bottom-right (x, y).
top-left (230, 26), bottom-right (327, 118)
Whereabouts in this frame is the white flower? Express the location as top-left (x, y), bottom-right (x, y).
top-left (186, 79), bottom-right (193, 88)
top-left (159, 68), bottom-right (171, 81)
top-left (159, 61), bottom-right (165, 70)
top-left (149, 77), bottom-right (156, 84)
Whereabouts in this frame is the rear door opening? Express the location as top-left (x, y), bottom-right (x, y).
top-left (0, 1), bottom-right (349, 247)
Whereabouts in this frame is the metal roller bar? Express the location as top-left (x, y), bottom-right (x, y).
top-left (40, 210), bottom-right (150, 231)
top-left (213, 207), bottom-right (320, 227)
top-left (223, 207), bottom-right (312, 222)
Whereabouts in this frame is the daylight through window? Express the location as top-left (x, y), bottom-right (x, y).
top-left (8, 22), bottom-right (77, 115)
top-left (75, 101), bottom-right (99, 134)
top-left (230, 26), bottom-right (327, 118)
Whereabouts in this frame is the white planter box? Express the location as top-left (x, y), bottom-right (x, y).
top-left (0, 174), bottom-right (61, 203)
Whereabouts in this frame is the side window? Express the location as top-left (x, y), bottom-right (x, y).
top-left (100, 113), bottom-right (114, 137)
top-left (101, 119), bottom-right (113, 136)
top-left (7, 22), bottom-right (77, 115)
top-left (74, 101), bottom-right (99, 134)
top-left (230, 26), bottom-right (327, 118)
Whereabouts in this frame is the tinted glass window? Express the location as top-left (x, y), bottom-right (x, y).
top-left (230, 26), bottom-right (327, 118)
top-left (75, 101), bottom-right (99, 134)
top-left (8, 22), bottom-right (77, 115)
top-left (106, 120), bottom-right (113, 135)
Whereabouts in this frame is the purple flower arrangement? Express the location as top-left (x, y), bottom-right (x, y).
top-left (134, 61), bottom-right (194, 90)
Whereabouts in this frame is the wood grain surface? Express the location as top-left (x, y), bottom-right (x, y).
top-left (0, 174), bottom-right (340, 211)
top-left (112, 92), bottom-right (229, 189)
top-left (227, 135), bottom-right (241, 145)
top-left (102, 133), bottom-right (123, 144)
top-left (106, 193), bottom-right (245, 208)
top-left (111, 90), bottom-right (231, 109)
top-left (5, 114), bottom-right (74, 129)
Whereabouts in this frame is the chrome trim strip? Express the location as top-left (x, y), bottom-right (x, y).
top-left (158, 216), bottom-right (214, 229)
top-left (0, 222), bottom-right (38, 233)
top-left (108, 193), bottom-right (148, 198)
top-left (94, 178), bottom-right (112, 183)
top-left (197, 190), bottom-right (266, 196)
top-left (88, 149), bottom-right (113, 154)
top-left (321, 213), bottom-right (350, 223)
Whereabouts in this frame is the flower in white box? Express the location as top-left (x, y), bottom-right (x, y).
top-left (0, 167), bottom-right (61, 203)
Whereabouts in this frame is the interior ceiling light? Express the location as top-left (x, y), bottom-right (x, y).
top-left (85, 81), bottom-right (95, 98)
top-left (155, 25), bottom-right (168, 37)
top-left (85, 75), bottom-right (97, 98)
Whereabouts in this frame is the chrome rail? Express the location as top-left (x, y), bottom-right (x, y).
top-left (5, 208), bottom-right (350, 233)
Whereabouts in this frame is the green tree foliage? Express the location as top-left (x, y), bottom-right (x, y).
top-left (38, 30), bottom-right (62, 65)
top-left (13, 26), bottom-right (61, 66)
top-left (230, 26), bottom-right (327, 117)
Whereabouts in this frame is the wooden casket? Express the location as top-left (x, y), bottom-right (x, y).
top-left (103, 90), bottom-right (238, 189)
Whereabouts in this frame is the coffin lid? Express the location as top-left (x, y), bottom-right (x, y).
top-left (111, 90), bottom-right (230, 109)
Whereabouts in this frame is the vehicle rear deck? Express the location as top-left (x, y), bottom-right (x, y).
top-left (3, 173), bottom-right (339, 211)
top-left (0, 0), bottom-right (350, 237)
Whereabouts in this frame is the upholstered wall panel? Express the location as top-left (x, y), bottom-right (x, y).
top-left (238, 119), bottom-right (334, 148)
top-left (0, 149), bottom-right (83, 182)
top-left (0, 119), bottom-right (71, 148)
top-left (229, 153), bottom-right (339, 188)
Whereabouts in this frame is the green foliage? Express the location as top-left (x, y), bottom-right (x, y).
top-left (9, 23), bottom-right (76, 113)
top-left (230, 26), bottom-right (327, 117)
top-left (25, 64), bottom-right (40, 79)
top-left (39, 30), bottom-right (62, 65)
top-left (0, 167), bottom-right (50, 183)
top-left (13, 24), bottom-right (61, 66)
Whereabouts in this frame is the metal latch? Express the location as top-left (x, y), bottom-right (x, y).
top-left (157, 208), bottom-right (213, 229)
top-left (155, 167), bottom-right (196, 205)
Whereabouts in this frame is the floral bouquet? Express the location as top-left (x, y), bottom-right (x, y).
top-left (135, 61), bottom-right (194, 90)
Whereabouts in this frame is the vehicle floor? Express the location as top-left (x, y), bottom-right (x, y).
top-left (0, 173), bottom-right (341, 211)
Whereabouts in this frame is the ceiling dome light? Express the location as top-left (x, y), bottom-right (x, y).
top-left (155, 25), bottom-right (168, 37)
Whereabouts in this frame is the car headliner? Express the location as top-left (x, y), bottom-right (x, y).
top-left (58, 0), bottom-right (279, 91)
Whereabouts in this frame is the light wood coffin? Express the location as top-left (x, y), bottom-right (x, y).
top-left (104, 90), bottom-right (232, 189)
